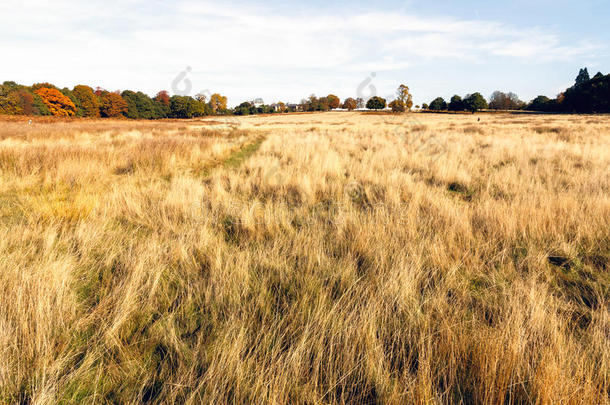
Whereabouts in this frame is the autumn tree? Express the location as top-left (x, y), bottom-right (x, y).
top-left (396, 84), bottom-right (413, 110)
top-left (489, 91), bottom-right (524, 110)
top-left (153, 91), bottom-right (171, 118)
top-left (34, 87), bottom-right (76, 117)
top-left (342, 98), bottom-right (357, 111)
top-left (209, 93), bottom-right (228, 114)
top-left (327, 94), bottom-right (340, 109)
top-left (73, 85), bottom-right (100, 117)
top-left (154, 90), bottom-right (170, 107)
top-left (99, 91), bottom-right (128, 118)
top-left (388, 99), bottom-right (406, 113)
top-left (0, 82), bottom-right (42, 115)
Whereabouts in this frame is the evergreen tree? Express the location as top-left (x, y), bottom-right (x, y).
top-left (575, 68), bottom-right (590, 86)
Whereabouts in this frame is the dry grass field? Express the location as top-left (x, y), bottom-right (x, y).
top-left (0, 112), bottom-right (608, 404)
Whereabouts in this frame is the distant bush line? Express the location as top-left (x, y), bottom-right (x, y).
top-left (1, 70), bottom-right (608, 120)
top-left (424, 68), bottom-right (610, 114)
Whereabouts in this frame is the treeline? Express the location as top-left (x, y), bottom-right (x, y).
top-left (425, 68), bottom-right (610, 113)
top-left (0, 82), bottom-right (231, 119)
top-left (0, 82), bottom-right (416, 119)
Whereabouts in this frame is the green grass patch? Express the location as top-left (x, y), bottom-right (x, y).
top-left (222, 137), bottom-right (265, 169)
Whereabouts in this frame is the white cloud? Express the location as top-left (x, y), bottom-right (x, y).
top-left (0, 0), bottom-right (602, 105)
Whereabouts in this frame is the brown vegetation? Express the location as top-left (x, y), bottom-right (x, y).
top-left (0, 113), bottom-right (608, 404)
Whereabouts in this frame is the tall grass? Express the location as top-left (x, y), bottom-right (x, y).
top-left (0, 113), bottom-right (608, 404)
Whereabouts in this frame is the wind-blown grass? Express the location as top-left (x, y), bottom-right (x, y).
top-left (0, 113), bottom-right (608, 404)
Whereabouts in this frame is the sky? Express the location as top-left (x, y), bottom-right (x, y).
top-left (1, 0), bottom-right (608, 107)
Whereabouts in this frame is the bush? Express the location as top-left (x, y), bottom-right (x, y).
top-left (366, 96), bottom-right (386, 110)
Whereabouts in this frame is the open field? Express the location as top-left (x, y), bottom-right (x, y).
top-left (0, 112), bottom-right (609, 404)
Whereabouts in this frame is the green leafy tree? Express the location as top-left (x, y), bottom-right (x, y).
top-left (527, 95), bottom-right (561, 112)
top-left (121, 91), bottom-right (158, 119)
top-left (366, 96), bottom-right (386, 110)
top-left (235, 102), bottom-right (254, 116)
top-left (563, 73), bottom-right (610, 113)
top-left (429, 97), bottom-right (447, 111)
top-left (73, 85), bottom-right (100, 117)
top-left (575, 68), bottom-right (590, 86)
top-left (170, 96), bottom-right (206, 118)
top-left (463, 93), bottom-right (487, 112)
top-left (448, 95), bottom-right (464, 111)
top-left (153, 91), bottom-right (171, 118)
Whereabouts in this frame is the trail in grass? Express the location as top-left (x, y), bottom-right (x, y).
top-left (201, 135), bottom-right (266, 176)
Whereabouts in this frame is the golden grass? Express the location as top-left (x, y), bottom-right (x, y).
top-left (0, 113), bottom-right (609, 404)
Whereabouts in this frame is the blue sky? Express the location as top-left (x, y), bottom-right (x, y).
top-left (1, 0), bottom-right (607, 106)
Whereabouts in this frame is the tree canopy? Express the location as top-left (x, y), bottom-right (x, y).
top-left (366, 96), bottom-right (386, 110)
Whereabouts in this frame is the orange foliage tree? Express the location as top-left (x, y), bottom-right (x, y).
top-left (99, 92), bottom-right (128, 118)
top-left (209, 93), bottom-right (227, 113)
top-left (154, 90), bottom-right (170, 107)
top-left (327, 94), bottom-right (341, 109)
top-left (34, 87), bottom-right (76, 117)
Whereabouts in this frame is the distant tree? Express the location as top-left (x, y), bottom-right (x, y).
top-left (489, 91), bottom-right (524, 110)
top-left (563, 73), bottom-right (610, 113)
top-left (34, 87), bottom-right (76, 117)
top-left (99, 91), bottom-right (128, 118)
top-left (327, 94), bottom-right (340, 109)
top-left (448, 95), bottom-right (464, 111)
top-left (396, 84), bottom-right (414, 110)
top-left (235, 101), bottom-right (254, 116)
top-left (527, 95), bottom-right (561, 112)
top-left (73, 85), bottom-right (100, 117)
top-left (318, 97), bottom-right (330, 111)
top-left (195, 93), bottom-right (208, 103)
top-left (170, 96), bottom-right (206, 118)
top-left (429, 97), bottom-right (447, 111)
top-left (356, 97), bottom-right (365, 109)
top-left (575, 68), bottom-right (590, 86)
top-left (366, 96), bottom-right (386, 110)
top-left (31, 82), bottom-right (58, 91)
top-left (463, 93), bottom-right (488, 112)
top-left (0, 84), bottom-right (25, 115)
top-left (16, 89), bottom-right (36, 115)
top-left (155, 90), bottom-right (170, 107)
top-left (389, 99), bottom-right (406, 113)
top-left (121, 91), bottom-right (158, 119)
top-left (276, 102), bottom-right (286, 113)
top-left (0, 83), bottom-right (43, 116)
top-left (422, 103), bottom-right (429, 110)
top-left (60, 88), bottom-right (81, 115)
top-left (593, 72), bottom-right (604, 80)
top-left (342, 97), bottom-right (357, 111)
top-left (209, 93), bottom-right (227, 114)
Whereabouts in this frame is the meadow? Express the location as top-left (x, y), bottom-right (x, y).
top-left (0, 112), bottom-right (608, 404)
